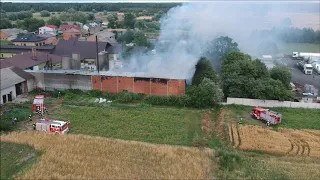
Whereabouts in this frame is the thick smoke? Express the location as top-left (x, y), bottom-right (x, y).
top-left (116, 2), bottom-right (319, 79)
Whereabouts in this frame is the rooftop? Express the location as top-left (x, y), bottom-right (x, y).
top-left (1, 51), bottom-right (62, 69)
top-left (12, 33), bottom-right (46, 42)
top-left (41, 25), bottom-right (57, 29)
top-left (1, 66), bottom-right (33, 90)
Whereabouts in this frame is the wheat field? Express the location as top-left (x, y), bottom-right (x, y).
top-left (232, 125), bottom-right (320, 157)
top-left (1, 131), bottom-right (215, 180)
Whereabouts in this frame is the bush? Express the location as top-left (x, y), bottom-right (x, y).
top-left (0, 121), bottom-right (13, 132)
top-left (2, 106), bottom-right (32, 122)
top-left (114, 90), bottom-right (145, 103)
top-left (216, 150), bottom-right (242, 171)
top-left (143, 95), bottom-right (190, 107)
top-left (89, 90), bottom-right (102, 97)
top-left (40, 10), bottom-right (51, 17)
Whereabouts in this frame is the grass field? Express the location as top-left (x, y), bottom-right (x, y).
top-left (227, 105), bottom-right (320, 130)
top-left (49, 105), bottom-right (206, 146)
top-left (0, 141), bottom-right (40, 180)
top-left (0, 40), bottom-right (13, 45)
top-left (32, 12), bottom-right (59, 21)
top-left (279, 43), bottom-right (320, 54)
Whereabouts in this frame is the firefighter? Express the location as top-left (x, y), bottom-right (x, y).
top-left (32, 123), bottom-right (36, 130)
top-left (12, 118), bottom-right (17, 125)
top-left (28, 114), bottom-right (32, 121)
top-left (266, 121), bottom-right (270, 127)
top-left (238, 118), bottom-right (243, 125)
top-left (44, 107), bottom-right (48, 114)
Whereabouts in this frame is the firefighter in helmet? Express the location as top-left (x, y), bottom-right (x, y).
top-left (32, 123), bottom-right (36, 130)
top-left (28, 114), bottom-right (32, 121)
top-left (266, 120), bottom-right (270, 127)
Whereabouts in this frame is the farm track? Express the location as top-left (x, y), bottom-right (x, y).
top-left (287, 138), bottom-right (310, 156)
top-left (228, 124), bottom-right (241, 148)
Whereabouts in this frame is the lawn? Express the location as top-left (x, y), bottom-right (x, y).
top-left (32, 12), bottom-right (59, 21)
top-left (227, 105), bottom-right (320, 130)
top-left (279, 43), bottom-right (320, 54)
top-left (50, 105), bottom-right (206, 146)
top-left (0, 40), bottom-right (13, 45)
top-left (0, 141), bottom-right (41, 180)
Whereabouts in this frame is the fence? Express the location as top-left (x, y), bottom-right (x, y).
top-left (226, 97), bottom-right (320, 109)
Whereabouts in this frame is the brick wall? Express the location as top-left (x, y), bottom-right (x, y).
top-left (91, 75), bottom-right (185, 96)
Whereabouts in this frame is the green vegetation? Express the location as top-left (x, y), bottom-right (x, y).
top-left (279, 43), bottom-right (320, 54)
top-left (227, 105), bottom-right (320, 130)
top-left (0, 40), bottom-right (13, 45)
top-left (16, 17), bottom-right (45, 32)
top-left (46, 16), bottom-right (61, 27)
top-left (39, 10), bottom-right (50, 17)
top-left (51, 105), bottom-right (206, 146)
top-left (0, 105), bottom-right (32, 132)
top-left (0, 141), bottom-right (41, 180)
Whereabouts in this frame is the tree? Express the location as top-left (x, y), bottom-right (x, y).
top-left (68, 8), bottom-right (76, 14)
top-left (88, 13), bottom-right (95, 21)
top-left (40, 10), bottom-right (51, 17)
top-left (133, 31), bottom-right (152, 48)
top-left (257, 41), bottom-right (279, 56)
top-left (30, 8), bottom-right (35, 13)
top-left (192, 57), bottom-right (217, 85)
top-left (47, 17), bottom-right (61, 27)
top-left (16, 17), bottom-right (45, 32)
top-left (0, 17), bottom-right (12, 29)
top-left (134, 20), bottom-right (146, 29)
top-left (270, 66), bottom-right (292, 89)
top-left (103, 10), bottom-right (108, 15)
top-left (92, 9), bottom-right (96, 13)
top-left (124, 13), bottom-right (136, 29)
top-left (206, 36), bottom-right (239, 71)
top-left (117, 30), bottom-right (135, 43)
top-left (107, 14), bottom-right (118, 29)
top-left (187, 78), bottom-right (224, 108)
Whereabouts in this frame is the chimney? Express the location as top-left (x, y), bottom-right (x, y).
top-left (32, 48), bottom-right (37, 60)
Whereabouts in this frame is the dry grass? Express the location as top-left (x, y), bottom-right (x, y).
top-left (236, 125), bottom-right (320, 157)
top-left (1, 131), bottom-right (215, 180)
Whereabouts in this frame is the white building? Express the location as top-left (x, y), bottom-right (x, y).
top-left (39, 25), bottom-right (58, 35)
top-left (1, 66), bottom-right (34, 104)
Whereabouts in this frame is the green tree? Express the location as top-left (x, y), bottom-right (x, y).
top-left (124, 13), bottom-right (136, 29)
top-left (68, 8), bottom-right (76, 13)
top-left (107, 14), bottom-right (118, 29)
top-left (192, 57), bottom-right (217, 85)
top-left (88, 12), bottom-right (95, 21)
top-left (92, 9), bottom-right (96, 13)
top-left (118, 30), bottom-right (135, 43)
top-left (30, 8), bottom-right (35, 13)
top-left (40, 10), bottom-right (51, 17)
top-left (103, 10), bottom-right (108, 15)
top-left (133, 31), bottom-right (151, 48)
top-left (270, 66), bottom-right (292, 89)
top-left (134, 20), bottom-right (146, 29)
top-left (16, 17), bottom-right (45, 32)
top-left (187, 78), bottom-right (224, 108)
top-left (0, 17), bottom-right (12, 29)
top-left (47, 16), bottom-right (61, 27)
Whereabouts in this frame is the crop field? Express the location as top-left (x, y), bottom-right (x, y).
top-left (279, 43), bottom-right (320, 54)
top-left (49, 105), bottom-right (206, 146)
top-left (1, 131), bottom-right (214, 180)
top-left (228, 125), bottom-right (320, 157)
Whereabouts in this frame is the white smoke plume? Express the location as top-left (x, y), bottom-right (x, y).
top-left (116, 1), bottom-right (320, 80)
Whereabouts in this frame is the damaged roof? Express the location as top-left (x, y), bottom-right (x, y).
top-left (12, 33), bottom-right (46, 42)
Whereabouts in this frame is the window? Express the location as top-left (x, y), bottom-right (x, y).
top-left (1, 54), bottom-right (3, 57)
top-left (24, 44), bottom-right (26, 46)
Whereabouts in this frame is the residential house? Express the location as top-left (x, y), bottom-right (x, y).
top-left (136, 16), bottom-right (153, 21)
top-left (1, 49), bottom-right (62, 70)
top-left (83, 22), bottom-right (102, 36)
top-left (0, 45), bottom-right (55, 59)
top-left (108, 29), bottom-right (127, 36)
top-left (58, 24), bottom-right (81, 35)
top-left (63, 28), bottom-right (81, 40)
top-left (86, 30), bottom-right (117, 44)
top-left (1, 63), bottom-right (34, 104)
top-left (52, 37), bottom-right (122, 65)
top-left (0, 31), bottom-right (9, 40)
top-left (11, 33), bottom-right (47, 46)
top-left (39, 25), bottom-right (58, 35)
top-left (0, 28), bottom-right (28, 41)
top-left (38, 34), bottom-right (59, 45)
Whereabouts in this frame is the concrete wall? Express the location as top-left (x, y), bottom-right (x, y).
top-left (0, 85), bottom-right (16, 104)
top-left (27, 79), bottom-right (35, 92)
top-left (13, 41), bottom-right (46, 46)
top-left (92, 76), bottom-right (185, 96)
top-left (43, 73), bottom-right (92, 91)
top-left (227, 97), bottom-right (320, 109)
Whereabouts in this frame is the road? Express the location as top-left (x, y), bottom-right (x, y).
top-left (278, 57), bottom-right (320, 90)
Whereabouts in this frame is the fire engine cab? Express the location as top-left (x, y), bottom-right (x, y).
top-left (32, 95), bottom-right (45, 113)
top-left (34, 118), bottom-right (70, 135)
top-left (251, 107), bottom-right (282, 125)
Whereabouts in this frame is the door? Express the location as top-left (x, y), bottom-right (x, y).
top-left (15, 83), bottom-right (22, 95)
top-left (8, 92), bottom-right (12, 102)
top-left (2, 95), bottom-right (7, 104)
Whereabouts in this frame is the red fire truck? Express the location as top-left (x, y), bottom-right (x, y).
top-left (32, 95), bottom-right (45, 113)
top-left (33, 118), bottom-right (70, 135)
top-left (251, 107), bottom-right (282, 125)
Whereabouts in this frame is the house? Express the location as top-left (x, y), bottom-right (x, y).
top-left (59, 24), bottom-right (81, 32)
top-left (0, 45), bottom-right (55, 59)
top-left (63, 28), bottom-right (81, 40)
top-left (86, 30), bottom-right (117, 44)
top-left (11, 33), bottom-right (47, 46)
top-left (51, 37), bottom-right (123, 64)
top-left (0, 28), bottom-right (28, 41)
top-left (39, 25), bottom-right (58, 35)
top-left (136, 16), bottom-right (153, 20)
top-left (108, 29), bottom-right (127, 36)
top-left (38, 34), bottom-right (59, 45)
top-left (1, 64), bottom-right (34, 104)
top-left (0, 31), bottom-right (9, 40)
top-left (83, 23), bottom-right (102, 35)
top-left (1, 49), bottom-right (62, 70)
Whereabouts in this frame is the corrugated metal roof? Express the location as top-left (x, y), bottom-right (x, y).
top-left (1, 68), bottom-right (26, 90)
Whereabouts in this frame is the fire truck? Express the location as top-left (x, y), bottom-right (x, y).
top-left (32, 95), bottom-right (46, 114)
top-left (33, 118), bottom-right (70, 135)
top-left (250, 107), bottom-right (282, 125)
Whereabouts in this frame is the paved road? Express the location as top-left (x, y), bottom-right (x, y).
top-left (278, 57), bottom-right (320, 90)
